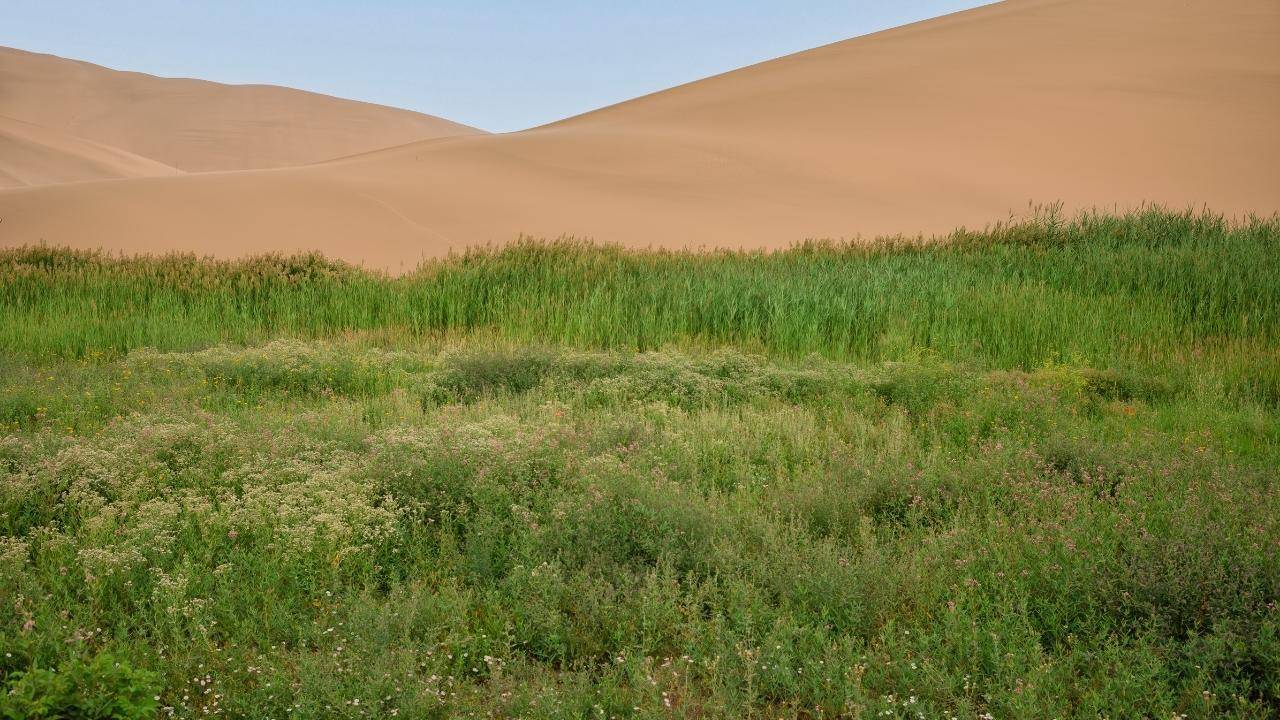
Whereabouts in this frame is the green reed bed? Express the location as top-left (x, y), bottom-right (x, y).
top-left (4, 209), bottom-right (1277, 370)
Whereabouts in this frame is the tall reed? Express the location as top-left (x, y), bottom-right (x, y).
top-left (3, 207), bottom-right (1276, 399)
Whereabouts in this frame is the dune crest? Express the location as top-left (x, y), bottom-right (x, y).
top-left (0, 46), bottom-right (483, 172)
top-left (1, 0), bottom-right (1277, 270)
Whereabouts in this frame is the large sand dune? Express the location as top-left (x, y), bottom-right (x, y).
top-left (0, 46), bottom-right (483, 172)
top-left (0, 115), bottom-right (180, 188)
top-left (1, 0), bottom-right (1277, 269)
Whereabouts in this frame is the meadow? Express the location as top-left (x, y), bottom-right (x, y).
top-left (0, 208), bottom-right (1277, 718)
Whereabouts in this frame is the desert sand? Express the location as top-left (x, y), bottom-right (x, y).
top-left (0, 46), bottom-right (482, 172)
top-left (1, 0), bottom-right (1277, 270)
top-left (0, 115), bottom-right (180, 188)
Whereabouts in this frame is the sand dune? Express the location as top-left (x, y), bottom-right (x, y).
top-left (1, 0), bottom-right (1277, 269)
top-left (0, 46), bottom-right (483, 172)
top-left (0, 115), bottom-right (181, 188)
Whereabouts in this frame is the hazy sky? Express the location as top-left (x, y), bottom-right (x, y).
top-left (4, 1), bottom-right (993, 132)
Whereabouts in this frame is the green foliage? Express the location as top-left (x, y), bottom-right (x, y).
top-left (1, 208), bottom-right (1278, 718)
top-left (0, 653), bottom-right (159, 720)
top-left (3, 208), bottom-right (1278, 398)
top-left (0, 391), bottom-right (39, 431)
top-left (424, 347), bottom-right (852, 410)
top-left (427, 346), bottom-right (561, 401)
top-left (128, 340), bottom-right (424, 400)
top-left (2, 344), bottom-right (1276, 718)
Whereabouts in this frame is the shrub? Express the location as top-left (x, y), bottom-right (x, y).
top-left (0, 653), bottom-right (159, 720)
top-left (0, 392), bottom-right (39, 431)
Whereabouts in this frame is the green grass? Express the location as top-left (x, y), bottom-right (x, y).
top-left (1, 208), bottom-right (1278, 718)
top-left (5, 208), bottom-right (1278, 363)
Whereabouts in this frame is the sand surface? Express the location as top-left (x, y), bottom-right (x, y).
top-left (0, 46), bottom-right (482, 172)
top-left (0, 115), bottom-right (180, 188)
top-left (1, 0), bottom-right (1277, 270)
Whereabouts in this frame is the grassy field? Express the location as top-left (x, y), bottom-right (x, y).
top-left (1, 209), bottom-right (1277, 718)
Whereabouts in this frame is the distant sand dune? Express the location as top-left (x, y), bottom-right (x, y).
top-left (1, 0), bottom-right (1277, 270)
top-left (0, 115), bottom-right (180, 188)
top-left (0, 46), bottom-right (483, 172)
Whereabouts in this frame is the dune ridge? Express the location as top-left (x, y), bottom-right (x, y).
top-left (0, 46), bottom-right (484, 172)
top-left (1, 0), bottom-right (1277, 270)
top-left (0, 115), bottom-right (181, 188)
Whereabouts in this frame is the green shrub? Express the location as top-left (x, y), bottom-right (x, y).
top-left (0, 392), bottom-right (39, 430)
top-left (434, 346), bottom-right (559, 398)
top-left (0, 653), bottom-right (159, 720)
top-left (1081, 367), bottom-right (1174, 402)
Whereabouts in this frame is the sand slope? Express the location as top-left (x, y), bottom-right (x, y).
top-left (0, 115), bottom-right (181, 188)
top-left (0, 46), bottom-right (483, 172)
top-left (1, 0), bottom-right (1277, 269)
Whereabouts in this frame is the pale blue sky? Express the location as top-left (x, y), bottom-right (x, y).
top-left (3, 1), bottom-right (993, 132)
